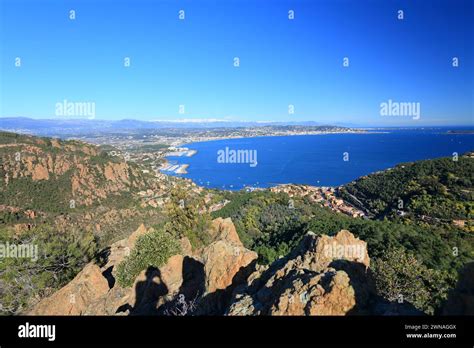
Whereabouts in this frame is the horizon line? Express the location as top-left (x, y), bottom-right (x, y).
top-left (0, 116), bottom-right (473, 128)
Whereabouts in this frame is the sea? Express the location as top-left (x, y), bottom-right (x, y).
top-left (164, 128), bottom-right (474, 190)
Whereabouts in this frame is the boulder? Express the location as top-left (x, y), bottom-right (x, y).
top-left (268, 270), bottom-right (357, 315)
top-left (84, 286), bottom-right (133, 315)
top-left (201, 240), bottom-right (257, 294)
top-left (29, 263), bottom-right (109, 315)
top-left (295, 230), bottom-right (370, 272)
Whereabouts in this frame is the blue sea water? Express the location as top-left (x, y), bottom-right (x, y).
top-left (165, 129), bottom-right (474, 190)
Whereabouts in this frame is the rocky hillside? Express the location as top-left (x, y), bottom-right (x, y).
top-left (0, 131), bottom-right (203, 315)
top-left (0, 131), bottom-right (194, 245)
top-left (0, 131), bottom-right (159, 209)
top-left (30, 218), bottom-right (464, 316)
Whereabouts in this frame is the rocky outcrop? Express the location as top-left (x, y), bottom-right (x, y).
top-left (29, 219), bottom-right (258, 316)
top-left (227, 230), bottom-right (372, 315)
top-left (208, 217), bottom-right (242, 245)
top-left (201, 241), bottom-right (257, 293)
top-left (27, 223), bottom-right (423, 316)
top-left (0, 138), bottom-right (154, 207)
top-left (29, 263), bottom-right (109, 315)
top-left (201, 218), bottom-right (257, 293)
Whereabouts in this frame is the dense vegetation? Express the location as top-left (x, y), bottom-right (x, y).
top-left (212, 190), bottom-right (472, 272)
top-left (372, 248), bottom-right (454, 315)
top-left (340, 154), bottom-right (474, 226)
top-left (0, 173), bottom-right (74, 213)
top-left (212, 191), bottom-right (309, 263)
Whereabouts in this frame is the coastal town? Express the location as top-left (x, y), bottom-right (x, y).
top-left (270, 184), bottom-right (366, 218)
top-left (137, 181), bottom-right (367, 219)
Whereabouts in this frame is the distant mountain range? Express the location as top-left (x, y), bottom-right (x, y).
top-left (1, 117), bottom-right (471, 138)
top-left (0, 117), bottom-right (361, 136)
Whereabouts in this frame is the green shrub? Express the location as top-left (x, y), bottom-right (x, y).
top-left (116, 228), bottom-right (181, 288)
top-left (371, 248), bottom-right (455, 315)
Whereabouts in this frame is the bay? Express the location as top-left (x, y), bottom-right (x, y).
top-left (165, 129), bottom-right (474, 190)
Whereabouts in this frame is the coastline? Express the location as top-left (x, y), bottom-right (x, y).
top-left (172, 129), bottom-right (381, 147)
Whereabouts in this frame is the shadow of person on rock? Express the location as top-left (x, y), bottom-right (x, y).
top-left (197, 259), bottom-right (257, 315)
top-left (179, 256), bottom-right (206, 300)
top-left (130, 266), bottom-right (168, 315)
top-left (159, 256), bottom-right (206, 315)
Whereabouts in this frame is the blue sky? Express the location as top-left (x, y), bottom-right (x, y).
top-left (0, 0), bottom-right (473, 126)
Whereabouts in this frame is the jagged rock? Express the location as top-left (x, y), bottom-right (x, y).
top-left (179, 237), bottom-right (193, 256)
top-left (28, 223), bottom-right (384, 317)
top-left (268, 269), bottom-right (357, 315)
top-left (84, 255), bottom-right (187, 315)
top-left (31, 163), bottom-right (49, 180)
top-left (38, 218), bottom-right (257, 316)
top-left (294, 229), bottom-right (370, 272)
top-left (201, 240), bottom-right (257, 294)
top-left (158, 254), bottom-right (185, 294)
top-left (227, 230), bottom-right (372, 316)
top-left (29, 263), bottom-right (109, 315)
top-left (209, 217), bottom-right (242, 245)
top-left (84, 286), bottom-right (133, 315)
top-left (126, 223), bottom-right (148, 250)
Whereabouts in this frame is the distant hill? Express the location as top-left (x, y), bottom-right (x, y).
top-left (340, 153), bottom-right (474, 228)
top-left (0, 131), bottom-right (180, 248)
top-left (0, 131), bottom-right (158, 211)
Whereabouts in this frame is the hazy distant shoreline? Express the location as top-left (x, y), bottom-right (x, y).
top-left (172, 129), bottom-right (377, 147)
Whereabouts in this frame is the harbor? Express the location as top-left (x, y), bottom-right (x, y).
top-left (159, 147), bottom-right (196, 174)
top-left (159, 163), bottom-right (189, 174)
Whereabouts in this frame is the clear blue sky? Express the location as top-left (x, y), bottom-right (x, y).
top-left (0, 0), bottom-right (473, 126)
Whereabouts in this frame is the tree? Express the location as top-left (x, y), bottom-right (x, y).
top-left (163, 187), bottom-right (211, 248)
top-left (371, 248), bottom-right (454, 314)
